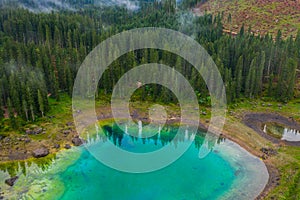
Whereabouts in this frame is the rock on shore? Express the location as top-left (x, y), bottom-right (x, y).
top-left (72, 136), bottom-right (84, 146)
top-left (5, 176), bottom-right (19, 186)
top-left (32, 147), bottom-right (49, 158)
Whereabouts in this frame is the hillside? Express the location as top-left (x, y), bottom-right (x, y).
top-left (194, 0), bottom-right (300, 38)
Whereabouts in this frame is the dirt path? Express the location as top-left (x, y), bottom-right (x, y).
top-left (243, 112), bottom-right (300, 147)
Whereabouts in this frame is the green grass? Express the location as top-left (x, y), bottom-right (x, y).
top-left (268, 146), bottom-right (300, 199)
top-left (228, 98), bottom-right (300, 120)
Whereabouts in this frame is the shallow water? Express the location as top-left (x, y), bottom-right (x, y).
top-left (0, 122), bottom-right (268, 199)
top-left (263, 123), bottom-right (300, 142)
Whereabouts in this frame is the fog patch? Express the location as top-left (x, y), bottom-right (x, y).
top-left (0, 0), bottom-right (140, 12)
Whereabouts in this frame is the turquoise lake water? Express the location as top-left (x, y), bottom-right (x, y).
top-left (0, 123), bottom-right (269, 199)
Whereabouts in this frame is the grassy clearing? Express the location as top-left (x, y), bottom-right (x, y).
top-left (195, 0), bottom-right (300, 38)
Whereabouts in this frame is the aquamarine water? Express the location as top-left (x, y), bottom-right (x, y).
top-left (0, 123), bottom-right (269, 199)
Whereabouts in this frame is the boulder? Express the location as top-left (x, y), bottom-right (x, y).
top-left (5, 176), bottom-right (19, 186)
top-left (54, 144), bottom-right (60, 149)
top-left (26, 127), bottom-right (43, 135)
top-left (25, 129), bottom-right (33, 134)
top-left (64, 144), bottom-right (71, 149)
top-left (24, 138), bottom-right (31, 143)
top-left (260, 148), bottom-right (277, 157)
top-left (72, 137), bottom-right (84, 146)
top-left (32, 147), bottom-right (49, 158)
top-left (63, 130), bottom-right (71, 135)
top-left (33, 128), bottom-right (43, 135)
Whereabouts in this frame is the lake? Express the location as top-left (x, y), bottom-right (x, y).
top-left (0, 122), bottom-right (268, 199)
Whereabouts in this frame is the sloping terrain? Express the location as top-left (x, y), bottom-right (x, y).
top-left (194, 0), bottom-right (300, 38)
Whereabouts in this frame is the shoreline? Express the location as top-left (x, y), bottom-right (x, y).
top-left (1, 109), bottom-right (299, 199)
top-left (196, 116), bottom-right (280, 200)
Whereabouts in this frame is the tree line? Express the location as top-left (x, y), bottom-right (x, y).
top-left (0, 1), bottom-right (299, 127)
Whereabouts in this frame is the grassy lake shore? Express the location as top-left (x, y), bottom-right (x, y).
top-left (0, 95), bottom-right (299, 199)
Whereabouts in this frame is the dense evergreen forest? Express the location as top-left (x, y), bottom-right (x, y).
top-left (0, 1), bottom-right (299, 127)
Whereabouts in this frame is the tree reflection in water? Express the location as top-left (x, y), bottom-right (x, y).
top-left (101, 122), bottom-right (225, 151)
top-left (0, 123), bottom-right (226, 179)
